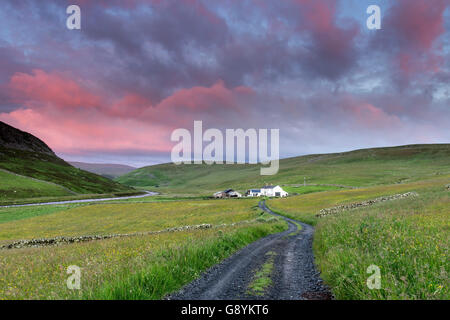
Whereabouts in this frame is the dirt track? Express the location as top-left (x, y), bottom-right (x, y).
top-left (169, 200), bottom-right (332, 300)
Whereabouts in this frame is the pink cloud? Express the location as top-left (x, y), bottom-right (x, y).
top-left (378, 0), bottom-right (448, 79)
top-left (340, 97), bottom-right (402, 130)
top-left (9, 70), bottom-right (101, 110)
top-left (0, 70), bottom-right (253, 155)
top-left (293, 0), bottom-right (360, 79)
top-left (388, 0), bottom-right (446, 51)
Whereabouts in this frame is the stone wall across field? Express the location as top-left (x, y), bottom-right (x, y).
top-left (0, 216), bottom-right (280, 250)
top-left (316, 192), bottom-right (419, 218)
top-left (0, 224), bottom-right (213, 250)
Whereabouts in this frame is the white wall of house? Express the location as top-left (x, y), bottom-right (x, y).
top-left (261, 185), bottom-right (288, 197)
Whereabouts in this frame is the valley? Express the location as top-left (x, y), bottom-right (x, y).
top-left (0, 125), bottom-right (448, 300)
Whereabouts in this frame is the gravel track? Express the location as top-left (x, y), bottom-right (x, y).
top-left (169, 200), bottom-right (332, 300)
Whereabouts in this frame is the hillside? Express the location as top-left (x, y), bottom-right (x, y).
top-left (116, 144), bottom-right (450, 195)
top-left (0, 121), bottom-right (55, 156)
top-left (69, 161), bottom-right (136, 179)
top-left (0, 121), bottom-right (133, 202)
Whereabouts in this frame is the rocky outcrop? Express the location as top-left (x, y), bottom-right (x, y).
top-left (0, 121), bottom-right (55, 156)
top-left (316, 192), bottom-right (419, 217)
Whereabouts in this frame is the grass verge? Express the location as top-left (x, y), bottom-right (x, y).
top-left (268, 177), bottom-right (449, 299)
top-left (313, 185), bottom-right (449, 299)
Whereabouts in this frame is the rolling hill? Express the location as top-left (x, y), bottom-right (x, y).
top-left (116, 144), bottom-right (450, 195)
top-left (69, 161), bottom-right (136, 179)
top-left (0, 121), bottom-right (134, 203)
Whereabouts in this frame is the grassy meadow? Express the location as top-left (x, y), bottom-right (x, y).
top-left (0, 204), bottom-right (79, 224)
top-left (0, 198), bottom-right (286, 299)
top-left (0, 220), bottom-right (285, 299)
top-left (0, 199), bottom-right (261, 241)
top-left (267, 176), bottom-right (449, 299)
top-left (0, 170), bottom-right (71, 200)
top-left (282, 185), bottom-right (345, 195)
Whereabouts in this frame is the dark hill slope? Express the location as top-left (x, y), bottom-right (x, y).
top-left (0, 121), bottom-right (55, 156)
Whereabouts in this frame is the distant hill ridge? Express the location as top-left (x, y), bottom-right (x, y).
top-left (0, 121), bottom-right (55, 156)
top-left (69, 161), bottom-right (137, 179)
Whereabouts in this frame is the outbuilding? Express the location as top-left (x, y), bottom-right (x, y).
top-left (260, 185), bottom-right (288, 197)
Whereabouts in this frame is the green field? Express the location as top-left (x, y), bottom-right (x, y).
top-left (116, 144), bottom-right (450, 195)
top-left (0, 204), bottom-right (79, 224)
top-left (0, 199), bottom-right (261, 241)
top-left (282, 185), bottom-right (345, 195)
top-left (0, 198), bottom-right (285, 299)
top-left (0, 170), bottom-right (71, 200)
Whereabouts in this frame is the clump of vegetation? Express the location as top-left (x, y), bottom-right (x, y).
top-left (247, 251), bottom-right (276, 296)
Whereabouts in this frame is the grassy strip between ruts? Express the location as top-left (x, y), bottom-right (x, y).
top-left (0, 220), bottom-right (286, 299)
top-left (247, 251), bottom-right (276, 296)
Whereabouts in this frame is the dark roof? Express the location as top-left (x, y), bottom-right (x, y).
top-left (224, 189), bottom-right (234, 193)
top-left (250, 189), bottom-right (261, 192)
top-left (261, 185), bottom-right (275, 189)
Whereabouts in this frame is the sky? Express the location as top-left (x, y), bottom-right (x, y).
top-left (0, 0), bottom-right (449, 167)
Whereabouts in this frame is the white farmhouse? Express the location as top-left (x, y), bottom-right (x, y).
top-left (260, 185), bottom-right (288, 197)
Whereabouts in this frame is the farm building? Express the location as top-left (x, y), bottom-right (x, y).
top-left (245, 185), bottom-right (288, 197)
top-left (213, 189), bottom-right (242, 198)
top-left (261, 185), bottom-right (288, 197)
